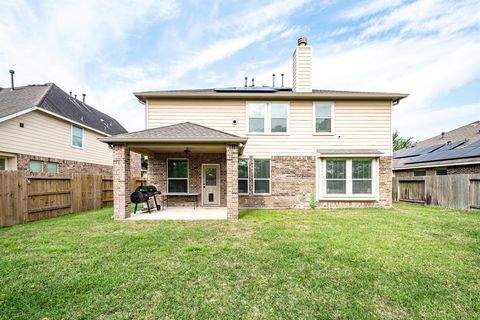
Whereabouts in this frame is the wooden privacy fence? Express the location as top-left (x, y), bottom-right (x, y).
top-left (393, 174), bottom-right (480, 210)
top-left (0, 171), bottom-right (145, 227)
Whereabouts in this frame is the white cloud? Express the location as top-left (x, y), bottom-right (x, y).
top-left (340, 0), bottom-right (407, 20)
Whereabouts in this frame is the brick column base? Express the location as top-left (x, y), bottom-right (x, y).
top-left (113, 144), bottom-right (131, 220)
top-left (226, 144), bottom-right (239, 221)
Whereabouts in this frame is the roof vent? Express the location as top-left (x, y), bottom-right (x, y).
top-left (272, 74), bottom-right (275, 87)
top-left (9, 70), bottom-right (15, 90)
top-left (251, 78), bottom-right (255, 87)
top-left (244, 76), bottom-right (248, 87)
top-left (281, 74), bottom-right (284, 87)
top-left (82, 93), bottom-right (86, 103)
top-left (441, 132), bottom-right (445, 139)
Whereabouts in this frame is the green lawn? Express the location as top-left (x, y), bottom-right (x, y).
top-left (0, 203), bottom-right (479, 319)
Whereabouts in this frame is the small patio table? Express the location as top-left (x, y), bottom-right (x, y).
top-left (162, 192), bottom-right (200, 209)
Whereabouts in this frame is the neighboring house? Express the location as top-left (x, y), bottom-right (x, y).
top-left (102, 36), bottom-right (408, 221)
top-left (0, 78), bottom-right (141, 175)
top-left (393, 121), bottom-right (480, 177)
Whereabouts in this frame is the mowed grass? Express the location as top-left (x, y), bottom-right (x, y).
top-left (0, 203), bottom-right (479, 319)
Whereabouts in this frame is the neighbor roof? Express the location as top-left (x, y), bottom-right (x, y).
top-left (100, 122), bottom-right (247, 143)
top-left (393, 121), bottom-right (480, 170)
top-left (0, 84), bottom-right (127, 135)
top-left (134, 87), bottom-right (408, 102)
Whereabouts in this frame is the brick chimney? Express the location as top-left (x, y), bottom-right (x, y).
top-left (292, 36), bottom-right (312, 93)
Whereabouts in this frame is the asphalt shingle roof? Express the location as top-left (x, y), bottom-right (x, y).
top-left (0, 84), bottom-right (127, 135)
top-left (393, 121), bottom-right (480, 169)
top-left (102, 122), bottom-right (246, 143)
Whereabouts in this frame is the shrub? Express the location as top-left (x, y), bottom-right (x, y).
top-left (310, 192), bottom-right (317, 209)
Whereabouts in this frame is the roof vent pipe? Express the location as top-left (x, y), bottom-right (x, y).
top-left (441, 132), bottom-right (445, 139)
top-left (69, 91), bottom-right (72, 97)
top-left (9, 70), bottom-right (15, 90)
top-left (251, 78), bottom-right (255, 87)
top-left (82, 93), bottom-right (86, 103)
top-left (281, 73), bottom-right (284, 87)
top-left (272, 74), bottom-right (276, 87)
top-left (74, 94), bottom-right (77, 100)
top-left (244, 76), bottom-right (248, 87)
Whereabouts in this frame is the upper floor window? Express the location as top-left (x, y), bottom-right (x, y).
top-left (314, 102), bottom-right (334, 133)
top-left (247, 102), bottom-right (288, 134)
top-left (71, 125), bottom-right (84, 148)
top-left (0, 158), bottom-right (5, 171)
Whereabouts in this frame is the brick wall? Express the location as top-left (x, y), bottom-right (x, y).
top-left (395, 164), bottom-right (480, 177)
top-left (113, 144), bottom-right (131, 219)
top-left (147, 154), bottom-right (393, 210)
top-left (239, 156), bottom-right (316, 209)
top-left (17, 153), bottom-right (112, 175)
top-left (147, 152), bottom-right (227, 207)
top-left (15, 152), bottom-right (142, 176)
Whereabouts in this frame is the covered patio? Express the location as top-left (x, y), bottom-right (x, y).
top-left (100, 122), bottom-right (247, 221)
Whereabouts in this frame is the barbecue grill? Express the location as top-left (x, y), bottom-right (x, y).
top-left (130, 185), bottom-right (161, 214)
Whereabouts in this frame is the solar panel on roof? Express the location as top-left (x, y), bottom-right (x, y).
top-left (434, 140), bottom-right (467, 152)
top-left (393, 144), bottom-right (444, 159)
top-left (468, 139), bottom-right (480, 148)
top-left (406, 146), bottom-right (480, 164)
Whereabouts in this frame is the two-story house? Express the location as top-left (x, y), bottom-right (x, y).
top-left (0, 76), bottom-right (141, 175)
top-left (102, 36), bottom-right (408, 221)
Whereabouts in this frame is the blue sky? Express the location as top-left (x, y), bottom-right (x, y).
top-left (1, 0), bottom-right (479, 140)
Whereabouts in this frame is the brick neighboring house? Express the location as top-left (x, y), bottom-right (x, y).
top-left (102, 36), bottom-right (408, 221)
top-left (0, 78), bottom-right (141, 176)
top-left (394, 121), bottom-right (480, 177)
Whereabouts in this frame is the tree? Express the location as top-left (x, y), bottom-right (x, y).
top-left (393, 130), bottom-right (415, 151)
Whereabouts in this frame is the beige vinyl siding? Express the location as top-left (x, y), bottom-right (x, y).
top-left (147, 99), bottom-right (392, 157)
top-left (0, 110), bottom-right (113, 165)
top-left (292, 46), bottom-right (312, 93)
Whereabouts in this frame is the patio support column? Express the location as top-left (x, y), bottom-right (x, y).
top-left (113, 144), bottom-right (131, 220)
top-left (226, 143), bottom-right (239, 221)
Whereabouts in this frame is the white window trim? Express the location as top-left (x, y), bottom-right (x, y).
top-left (71, 124), bottom-right (84, 149)
top-left (238, 158), bottom-right (249, 195)
top-left (246, 101), bottom-right (290, 135)
top-left (166, 158), bottom-right (189, 193)
top-left (253, 158), bottom-right (271, 195)
top-left (318, 158), bottom-right (378, 200)
top-left (313, 101), bottom-right (335, 136)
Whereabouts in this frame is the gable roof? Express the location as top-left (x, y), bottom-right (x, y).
top-left (0, 84), bottom-right (127, 135)
top-left (100, 122), bottom-right (247, 143)
top-left (393, 121), bottom-right (480, 170)
top-left (134, 87), bottom-right (408, 102)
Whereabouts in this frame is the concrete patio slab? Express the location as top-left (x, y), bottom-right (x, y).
top-left (128, 207), bottom-right (227, 221)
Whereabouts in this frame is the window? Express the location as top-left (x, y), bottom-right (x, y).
top-left (71, 125), bottom-right (84, 148)
top-left (29, 160), bottom-right (43, 172)
top-left (0, 158), bottom-right (5, 171)
top-left (167, 159), bottom-right (188, 193)
top-left (326, 160), bottom-right (346, 194)
top-left (247, 102), bottom-right (289, 133)
top-left (413, 170), bottom-right (426, 176)
top-left (352, 160), bottom-right (372, 194)
top-left (247, 103), bottom-right (266, 133)
top-left (238, 159), bottom-right (249, 194)
top-left (270, 103), bottom-right (288, 133)
top-left (324, 159), bottom-right (374, 196)
top-left (314, 102), bottom-right (333, 133)
top-left (254, 159), bottom-right (270, 194)
top-left (47, 162), bottom-right (59, 173)
top-left (436, 168), bottom-right (447, 176)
